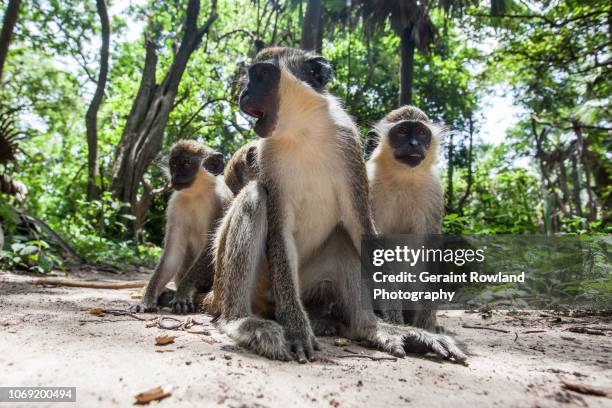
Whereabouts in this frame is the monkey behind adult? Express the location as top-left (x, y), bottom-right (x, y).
top-left (131, 140), bottom-right (231, 313)
top-left (366, 105), bottom-right (445, 331)
top-left (212, 46), bottom-right (466, 363)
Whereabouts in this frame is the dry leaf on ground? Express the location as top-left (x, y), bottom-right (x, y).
top-left (133, 386), bottom-right (171, 405)
top-left (88, 307), bottom-right (105, 315)
top-left (155, 333), bottom-right (176, 346)
top-left (334, 338), bottom-right (351, 347)
top-left (129, 292), bottom-right (143, 300)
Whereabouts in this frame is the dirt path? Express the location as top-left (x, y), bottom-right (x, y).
top-left (1, 270), bottom-right (611, 407)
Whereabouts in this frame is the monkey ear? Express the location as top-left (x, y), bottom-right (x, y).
top-left (364, 130), bottom-right (379, 157)
top-left (305, 56), bottom-right (333, 88)
top-left (204, 152), bottom-right (224, 176)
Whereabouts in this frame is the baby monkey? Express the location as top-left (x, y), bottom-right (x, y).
top-left (366, 105), bottom-right (444, 330)
top-left (132, 140), bottom-right (231, 312)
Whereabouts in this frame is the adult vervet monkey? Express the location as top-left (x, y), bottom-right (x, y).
top-left (211, 47), bottom-right (466, 364)
top-left (132, 140), bottom-right (231, 313)
top-left (366, 105), bottom-right (445, 331)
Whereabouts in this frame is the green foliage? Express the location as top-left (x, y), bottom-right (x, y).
top-left (0, 0), bottom-right (608, 282)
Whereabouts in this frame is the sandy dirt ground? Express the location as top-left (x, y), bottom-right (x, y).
top-left (1, 269), bottom-right (611, 408)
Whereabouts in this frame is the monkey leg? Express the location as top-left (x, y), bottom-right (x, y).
top-left (217, 182), bottom-right (291, 361)
top-left (320, 235), bottom-right (465, 362)
top-left (342, 210), bottom-right (405, 325)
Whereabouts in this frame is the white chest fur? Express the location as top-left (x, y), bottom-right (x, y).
top-left (262, 131), bottom-right (350, 263)
top-left (167, 173), bottom-right (219, 251)
top-left (368, 163), bottom-right (442, 235)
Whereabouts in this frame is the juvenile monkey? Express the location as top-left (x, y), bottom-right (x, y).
top-left (366, 105), bottom-right (444, 330)
top-left (132, 140), bottom-right (231, 313)
top-left (212, 47), bottom-right (465, 363)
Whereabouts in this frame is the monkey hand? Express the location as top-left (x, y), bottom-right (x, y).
top-left (281, 317), bottom-right (320, 363)
top-left (129, 298), bottom-right (159, 313)
top-left (401, 328), bottom-right (467, 364)
top-left (372, 322), bottom-right (466, 363)
top-left (169, 288), bottom-right (197, 314)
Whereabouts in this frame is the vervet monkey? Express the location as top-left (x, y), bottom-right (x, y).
top-left (366, 105), bottom-right (444, 331)
top-left (202, 140), bottom-right (274, 318)
top-left (132, 140), bottom-right (231, 312)
top-left (211, 47), bottom-right (465, 364)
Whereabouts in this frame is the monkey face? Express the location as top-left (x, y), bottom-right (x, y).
top-left (169, 152), bottom-right (202, 190)
top-left (169, 151), bottom-right (223, 190)
top-left (239, 47), bottom-right (333, 138)
top-left (239, 62), bottom-right (281, 138)
top-left (388, 120), bottom-right (432, 167)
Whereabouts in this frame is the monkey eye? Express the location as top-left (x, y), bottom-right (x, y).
top-left (255, 67), bottom-right (269, 81)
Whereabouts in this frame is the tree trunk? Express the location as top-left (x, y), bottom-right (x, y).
top-left (109, 0), bottom-right (217, 236)
top-left (571, 120), bottom-right (598, 220)
top-left (557, 159), bottom-right (572, 216)
top-left (0, 0), bottom-right (21, 82)
top-left (86, 0), bottom-right (110, 201)
top-left (569, 153), bottom-right (583, 217)
top-left (300, 0), bottom-right (322, 53)
top-left (446, 132), bottom-right (454, 212)
top-left (399, 24), bottom-right (415, 106)
top-left (457, 115), bottom-right (474, 214)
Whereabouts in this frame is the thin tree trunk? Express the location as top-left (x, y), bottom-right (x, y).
top-left (446, 132), bottom-right (454, 212)
top-left (0, 0), bottom-right (21, 82)
top-left (457, 115), bottom-right (474, 214)
top-left (86, 0), bottom-right (110, 201)
top-left (399, 25), bottom-right (415, 106)
top-left (557, 159), bottom-right (572, 216)
top-left (570, 153), bottom-right (583, 217)
top-left (301, 0), bottom-right (322, 53)
top-left (109, 0), bottom-right (217, 236)
top-left (571, 120), bottom-right (598, 220)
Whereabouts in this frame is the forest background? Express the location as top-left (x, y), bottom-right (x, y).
top-left (0, 0), bottom-right (609, 277)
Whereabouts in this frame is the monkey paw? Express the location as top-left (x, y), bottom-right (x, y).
top-left (309, 316), bottom-right (341, 337)
top-left (283, 325), bottom-right (320, 364)
top-left (129, 300), bottom-right (158, 313)
top-left (402, 329), bottom-right (466, 364)
top-left (169, 295), bottom-right (196, 314)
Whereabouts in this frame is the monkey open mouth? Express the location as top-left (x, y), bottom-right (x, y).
top-left (242, 106), bottom-right (265, 123)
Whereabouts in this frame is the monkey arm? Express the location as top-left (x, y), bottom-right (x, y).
top-left (337, 127), bottom-right (406, 325)
top-left (170, 242), bottom-right (215, 314)
top-left (131, 226), bottom-right (187, 312)
top-left (265, 185), bottom-right (319, 363)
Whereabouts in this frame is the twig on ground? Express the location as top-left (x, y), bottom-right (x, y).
top-left (336, 354), bottom-right (398, 362)
top-left (522, 330), bottom-right (547, 334)
top-left (560, 336), bottom-right (581, 343)
top-left (33, 277), bottom-right (147, 289)
top-left (102, 309), bottom-right (147, 321)
top-left (462, 324), bottom-right (510, 333)
top-left (568, 327), bottom-right (605, 336)
top-left (561, 378), bottom-right (612, 398)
